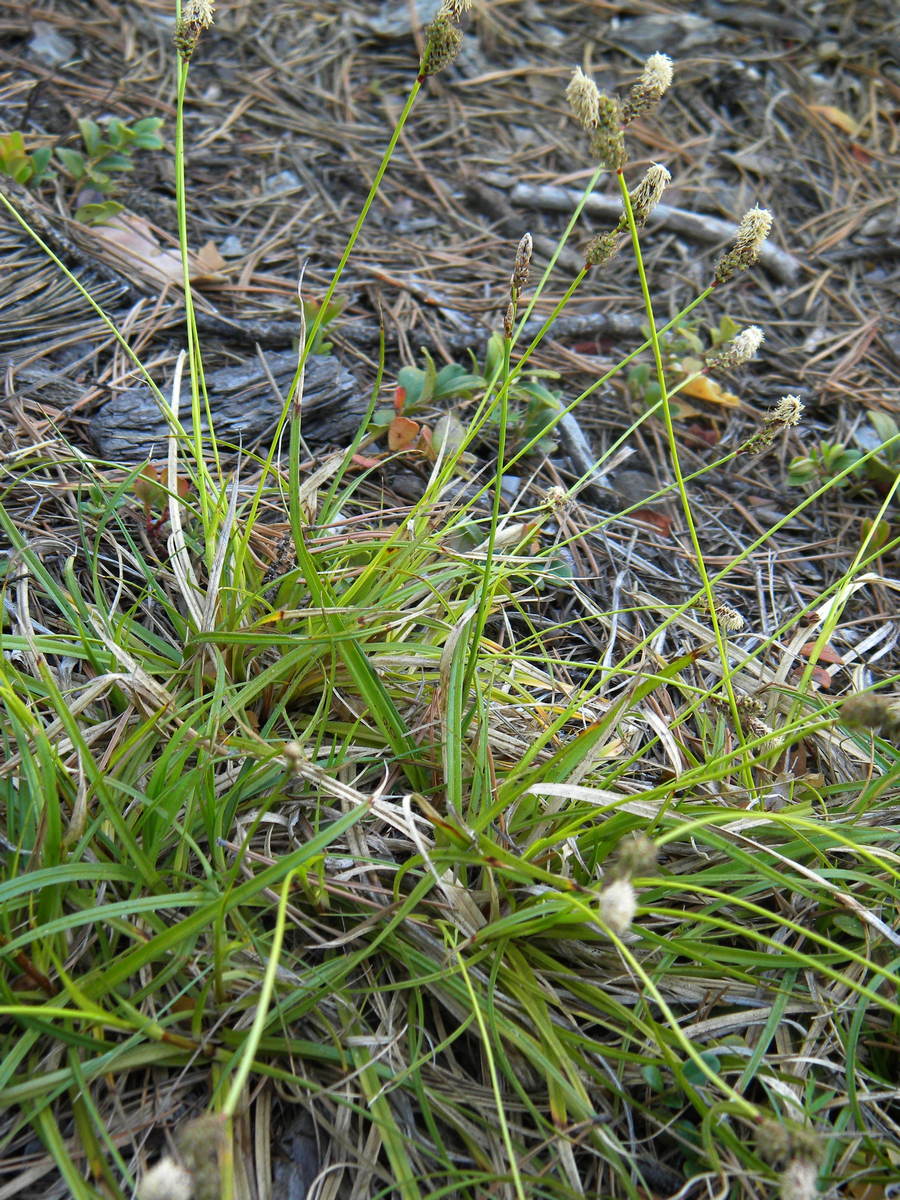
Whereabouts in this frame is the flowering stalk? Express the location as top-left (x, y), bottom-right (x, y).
top-left (464, 232), bottom-right (533, 706)
top-left (705, 325), bottom-right (764, 371)
top-left (599, 834), bottom-right (657, 935)
top-left (618, 170), bottom-right (754, 773)
top-left (173, 0), bottom-right (220, 534)
top-left (741, 394), bottom-right (804, 455)
top-left (713, 206), bottom-right (774, 285)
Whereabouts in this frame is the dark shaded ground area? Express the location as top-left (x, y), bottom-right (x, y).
top-left (1, 2), bottom-right (899, 1196)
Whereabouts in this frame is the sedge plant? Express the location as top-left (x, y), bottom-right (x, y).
top-left (0, 4), bottom-right (898, 1199)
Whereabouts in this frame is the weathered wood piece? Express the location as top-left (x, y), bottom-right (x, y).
top-left (89, 351), bottom-right (365, 461)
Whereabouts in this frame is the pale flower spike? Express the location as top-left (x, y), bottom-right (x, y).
top-left (183, 0), bottom-right (214, 25)
top-left (714, 206), bottom-right (774, 283)
top-left (440, 0), bottom-right (472, 18)
top-left (599, 878), bottom-right (637, 935)
top-left (566, 67), bottom-right (601, 130)
top-left (643, 53), bottom-right (674, 93)
top-left (780, 1157), bottom-right (819, 1200)
top-left (626, 162), bottom-right (671, 227)
top-left (731, 326), bottom-right (765, 360)
top-left (706, 325), bottom-right (764, 370)
top-left (175, 0), bottom-right (215, 60)
top-left (621, 52), bottom-right (674, 123)
top-left (743, 394), bottom-right (804, 455)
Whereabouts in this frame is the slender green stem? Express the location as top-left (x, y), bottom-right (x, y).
top-left (173, 58), bottom-right (217, 537)
top-left (464, 330), bottom-right (513, 707)
top-left (617, 170), bottom-right (750, 774)
top-left (284, 78), bottom-right (423, 414)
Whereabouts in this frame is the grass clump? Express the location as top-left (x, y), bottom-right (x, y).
top-left (1, 4), bottom-right (898, 1199)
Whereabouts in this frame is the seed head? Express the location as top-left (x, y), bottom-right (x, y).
top-left (511, 231), bottom-right (533, 293)
top-left (626, 162), bottom-right (671, 227)
top-left (841, 692), bottom-right (900, 737)
top-left (714, 206), bottom-right (774, 284)
top-left (420, 15), bottom-right (463, 77)
top-left (599, 877), bottom-right (637, 935)
top-left (175, 1116), bottom-right (226, 1200)
top-left (138, 1158), bottom-right (194, 1200)
top-left (504, 232), bottom-right (533, 337)
top-left (588, 95), bottom-right (626, 170)
top-left (616, 833), bottom-right (658, 878)
top-left (696, 593), bottom-right (745, 632)
top-left (584, 230), bottom-right (621, 268)
top-left (706, 325), bottom-right (765, 371)
top-left (566, 67), bottom-right (602, 130)
top-left (622, 52), bottom-right (674, 124)
top-left (743, 394), bottom-right (804, 455)
top-left (174, 0), bottom-right (215, 60)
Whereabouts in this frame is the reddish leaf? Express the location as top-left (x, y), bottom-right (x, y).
top-left (810, 665), bottom-right (833, 689)
top-left (393, 386), bottom-right (407, 414)
top-left (685, 423), bottom-right (721, 447)
top-left (388, 416), bottom-right (420, 451)
top-left (800, 642), bottom-right (844, 665)
top-left (631, 508), bottom-right (673, 537)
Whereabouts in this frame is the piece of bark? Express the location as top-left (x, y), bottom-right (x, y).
top-left (89, 351), bottom-right (365, 461)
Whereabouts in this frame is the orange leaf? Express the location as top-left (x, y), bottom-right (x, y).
top-left (388, 416), bottom-right (420, 451)
top-left (810, 665), bottom-right (833, 689)
top-left (191, 239), bottom-right (228, 283)
top-left (808, 104), bottom-right (860, 137)
top-left (631, 508), bottom-right (672, 537)
top-left (800, 642), bottom-right (844, 665)
top-left (680, 375), bottom-right (741, 408)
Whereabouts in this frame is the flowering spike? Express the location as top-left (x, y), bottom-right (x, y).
top-left (584, 230), bottom-right (621, 268)
top-left (420, 15), bottom-right (463, 77)
top-left (696, 593), bottom-right (745, 632)
top-left (714, 206), bottom-right (774, 284)
top-left (589, 94), bottom-right (626, 170)
top-left (566, 67), bottom-right (602, 130)
top-left (622, 52), bottom-right (674, 124)
top-left (504, 232), bottom-right (533, 338)
top-left (174, 0), bottom-right (215, 61)
top-left (626, 162), bottom-right (671, 227)
top-left (742, 394), bottom-right (803, 455)
top-left (705, 325), bottom-right (764, 371)
top-left (599, 878), bottom-right (637, 935)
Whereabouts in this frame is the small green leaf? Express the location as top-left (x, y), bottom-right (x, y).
top-left (419, 349), bottom-right (437, 406)
top-left (77, 119), bottom-right (102, 157)
top-left (55, 147), bottom-right (87, 178)
top-left (683, 1050), bottom-right (720, 1087)
top-left (75, 199), bottom-right (124, 226)
top-left (642, 1064), bottom-right (665, 1092)
top-left (867, 410), bottom-right (899, 446)
top-left (396, 366), bottom-right (425, 408)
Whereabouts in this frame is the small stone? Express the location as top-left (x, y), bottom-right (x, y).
top-left (28, 21), bottom-right (76, 67)
top-left (218, 235), bottom-right (245, 258)
top-left (264, 170), bottom-right (301, 194)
